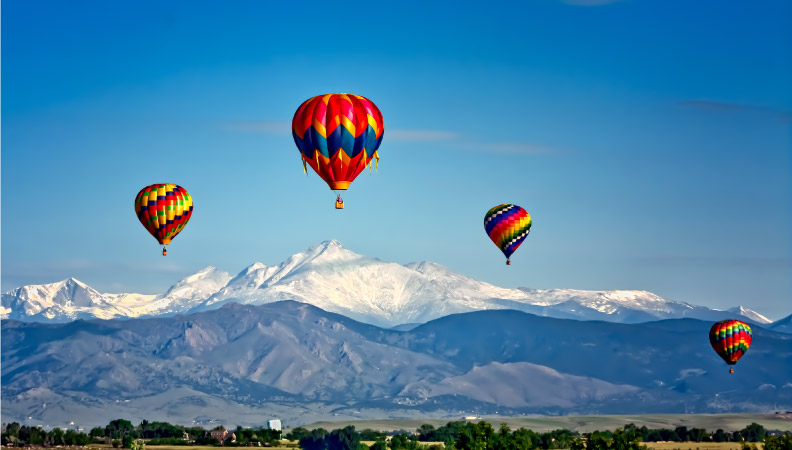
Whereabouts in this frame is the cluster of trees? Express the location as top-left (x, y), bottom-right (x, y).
top-left (286, 422), bottom-right (627, 450)
top-left (1, 419), bottom-right (281, 448)
top-left (284, 421), bottom-right (790, 450)
top-left (619, 423), bottom-right (768, 443)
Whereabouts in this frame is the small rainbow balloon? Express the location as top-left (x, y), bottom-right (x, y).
top-left (709, 319), bottom-right (752, 373)
top-left (484, 204), bottom-right (532, 265)
top-left (134, 184), bottom-right (193, 255)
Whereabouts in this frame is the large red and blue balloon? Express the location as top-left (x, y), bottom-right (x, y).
top-left (292, 94), bottom-right (384, 206)
top-left (484, 204), bottom-right (532, 265)
top-left (709, 319), bottom-right (752, 373)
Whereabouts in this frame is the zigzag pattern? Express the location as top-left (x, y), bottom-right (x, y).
top-left (292, 93), bottom-right (384, 190)
top-left (709, 320), bottom-right (752, 364)
top-left (484, 204), bottom-right (532, 259)
top-left (134, 184), bottom-right (193, 245)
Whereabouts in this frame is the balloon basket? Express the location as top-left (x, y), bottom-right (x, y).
top-left (162, 247), bottom-right (168, 256)
top-left (335, 200), bottom-right (344, 209)
top-left (730, 367), bottom-right (734, 374)
top-left (506, 260), bottom-right (511, 265)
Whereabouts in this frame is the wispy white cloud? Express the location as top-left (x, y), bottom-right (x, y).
top-left (467, 142), bottom-right (560, 155)
top-left (678, 100), bottom-right (792, 123)
top-left (634, 256), bottom-right (792, 268)
top-left (221, 120), bottom-right (291, 134)
top-left (385, 129), bottom-right (462, 141)
top-left (221, 122), bottom-right (560, 154)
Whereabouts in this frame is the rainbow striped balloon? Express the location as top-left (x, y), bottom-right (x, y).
top-left (292, 93), bottom-right (384, 191)
top-left (484, 204), bottom-right (532, 264)
top-left (709, 320), bottom-right (752, 370)
top-left (134, 184), bottom-right (193, 249)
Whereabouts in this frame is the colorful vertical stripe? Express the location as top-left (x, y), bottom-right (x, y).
top-left (484, 204), bottom-right (532, 260)
top-left (709, 320), bottom-right (752, 365)
top-left (134, 184), bottom-right (193, 245)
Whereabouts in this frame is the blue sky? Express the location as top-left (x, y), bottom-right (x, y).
top-left (2, 0), bottom-right (791, 319)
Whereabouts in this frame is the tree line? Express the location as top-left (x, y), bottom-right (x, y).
top-left (1, 419), bottom-right (281, 448)
top-left (3, 419), bottom-right (791, 450)
top-left (284, 421), bottom-right (791, 450)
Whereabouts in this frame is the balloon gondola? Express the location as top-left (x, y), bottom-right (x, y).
top-left (292, 93), bottom-right (384, 208)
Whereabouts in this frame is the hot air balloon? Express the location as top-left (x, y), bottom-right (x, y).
top-left (709, 319), bottom-right (752, 373)
top-left (292, 93), bottom-right (384, 209)
top-left (484, 204), bottom-right (532, 265)
top-left (134, 184), bottom-right (193, 255)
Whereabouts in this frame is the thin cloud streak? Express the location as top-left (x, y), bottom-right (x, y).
top-left (678, 100), bottom-right (792, 123)
top-left (221, 120), bottom-right (291, 134)
top-left (634, 256), bottom-right (792, 269)
top-left (386, 129), bottom-right (461, 141)
top-left (222, 122), bottom-right (560, 154)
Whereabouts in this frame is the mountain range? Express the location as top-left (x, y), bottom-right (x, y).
top-left (2, 301), bottom-right (791, 429)
top-left (0, 241), bottom-right (776, 328)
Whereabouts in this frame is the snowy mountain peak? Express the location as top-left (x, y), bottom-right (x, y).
top-left (161, 266), bottom-right (232, 301)
top-left (726, 306), bottom-right (772, 324)
top-left (298, 240), bottom-right (362, 265)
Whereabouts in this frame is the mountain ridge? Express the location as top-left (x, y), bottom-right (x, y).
top-left (2, 301), bottom-right (790, 428)
top-left (1, 241), bottom-right (774, 327)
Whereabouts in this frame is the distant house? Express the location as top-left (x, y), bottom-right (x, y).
top-left (210, 429), bottom-right (237, 443)
top-left (267, 419), bottom-right (282, 431)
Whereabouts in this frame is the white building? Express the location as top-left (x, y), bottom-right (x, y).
top-left (267, 419), bottom-right (282, 431)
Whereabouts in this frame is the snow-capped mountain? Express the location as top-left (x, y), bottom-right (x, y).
top-left (1, 241), bottom-right (775, 327)
top-left (727, 306), bottom-right (772, 325)
top-left (1, 268), bottom-right (230, 322)
top-left (0, 278), bottom-right (157, 321)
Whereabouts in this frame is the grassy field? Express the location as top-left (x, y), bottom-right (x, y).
top-left (301, 413), bottom-right (792, 433)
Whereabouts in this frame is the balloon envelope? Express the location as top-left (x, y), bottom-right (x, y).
top-left (292, 93), bottom-right (384, 190)
top-left (484, 204), bottom-right (532, 260)
top-left (134, 184), bottom-right (193, 246)
top-left (709, 319), bottom-right (752, 365)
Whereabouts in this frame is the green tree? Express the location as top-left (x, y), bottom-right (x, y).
top-left (328, 426), bottom-right (360, 450)
top-left (417, 425), bottom-right (436, 442)
top-left (764, 433), bottom-right (792, 450)
top-left (122, 435), bottom-right (134, 448)
top-left (48, 427), bottom-right (65, 446)
top-left (688, 428), bottom-right (707, 442)
top-left (370, 441), bottom-right (388, 450)
top-left (390, 434), bottom-right (409, 450)
top-left (91, 427), bottom-right (106, 439)
top-left (361, 429), bottom-right (387, 441)
top-left (741, 424), bottom-right (766, 442)
top-left (712, 429), bottom-right (729, 442)
top-left (106, 419), bottom-right (136, 439)
top-left (300, 428), bottom-right (329, 450)
top-left (288, 427), bottom-right (311, 441)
